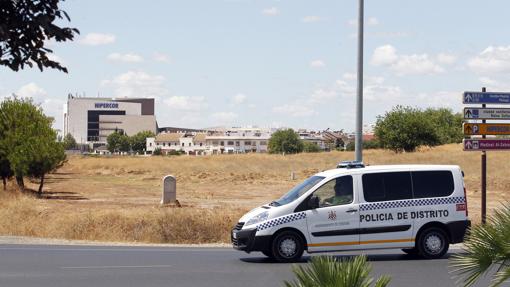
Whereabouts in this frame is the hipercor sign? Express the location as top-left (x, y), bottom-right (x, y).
top-left (463, 123), bottom-right (510, 135)
top-left (464, 107), bottom-right (510, 120)
top-left (463, 91), bottom-right (510, 104)
top-left (463, 139), bottom-right (510, 151)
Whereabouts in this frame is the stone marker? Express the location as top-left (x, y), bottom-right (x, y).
top-left (290, 172), bottom-right (295, 180)
top-left (161, 175), bottom-right (176, 205)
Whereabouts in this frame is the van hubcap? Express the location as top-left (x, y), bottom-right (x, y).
top-left (425, 234), bottom-right (443, 254)
top-left (280, 238), bottom-right (297, 257)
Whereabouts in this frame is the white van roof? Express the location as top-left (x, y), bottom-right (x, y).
top-left (316, 164), bottom-right (460, 178)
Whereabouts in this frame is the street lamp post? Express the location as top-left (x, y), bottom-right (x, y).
top-left (355, 0), bottom-right (364, 162)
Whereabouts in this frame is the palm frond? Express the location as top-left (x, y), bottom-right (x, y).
top-left (283, 255), bottom-right (390, 287)
top-left (451, 203), bottom-right (510, 287)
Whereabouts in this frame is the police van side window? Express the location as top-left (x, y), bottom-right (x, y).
top-left (411, 171), bottom-right (454, 198)
top-left (313, 176), bottom-right (353, 207)
top-left (362, 172), bottom-right (412, 202)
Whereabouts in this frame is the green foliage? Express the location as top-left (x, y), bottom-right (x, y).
top-left (423, 108), bottom-right (463, 144)
top-left (62, 133), bottom-right (77, 150)
top-left (451, 204), bottom-right (510, 287)
top-left (268, 129), bottom-right (304, 154)
top-left (0, 96), bottom-right (66, 192)
top-left (166, 150), bottom-right (184, 156)
top-left (0, 0), bottom-right (79, 72)
top-left (130, 130), bottom-right (155, 154)
top-left (152, 147), bottom-right (162, 156)
top-left (107, 131), bottom-right (131, 153)
top-left (344, 140), bottom-right (380, 151)
top-left (363, 140), bottom-right (381, 150)
top-left (284, 255), bottom-right (391, 287)
top-left (374, 106), bottom-right (441, 152)
top-left (303, 141), bottom-right (321, 153)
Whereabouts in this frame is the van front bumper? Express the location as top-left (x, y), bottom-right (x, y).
top-left (231, 228), bottom-right (272, 253)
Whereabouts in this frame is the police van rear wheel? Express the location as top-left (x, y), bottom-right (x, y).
top-left (272, 231), bottom-right (304, 263)
top-left (417, 227), bottom-right (449, 259)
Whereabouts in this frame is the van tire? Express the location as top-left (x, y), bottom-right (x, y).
top-left (417, 227), bottom-right (449, 259)
top-left (401, 248), bottom-right (418, 255)
top-left (271, 230), bottom-right (304, 263)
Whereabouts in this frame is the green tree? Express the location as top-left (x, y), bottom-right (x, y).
top-left (27, 135), bottom-right (66, 194)
top-left (284, 256), bottom-right (390, 287)
top-left (451, 204), bottom-right (510, 287)
top-left (130, 130), bottom-right (155, 154)
top-left (268, 129), bottom-right (304, 154)
top-left (0, 157), bottom-right (12, 191)
top-left (62, 133), bottom-right (77, 150)
top-left (107, 131), bottom-right (131, 153)
top-left (0, 96), bottom-right (65, 192)
top-left (374, 106), bottom-right (440, 152)
top-left (303, 141), bottom-right (321, 153)
top-left (424, 108), bottom-right (463, 144)
top-left (0, 0), bottom-right (79, 72)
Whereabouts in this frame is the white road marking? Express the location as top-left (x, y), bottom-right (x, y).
top-left (61, 265), bottom-right (173, 269)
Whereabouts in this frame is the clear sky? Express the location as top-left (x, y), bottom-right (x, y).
top-left (1, 0), bottom-right (509, 132)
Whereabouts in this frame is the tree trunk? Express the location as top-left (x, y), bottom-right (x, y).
top-left (2, 177), bottom-right (6, 191)
top-left (38, 173), bottom-right (45, 195)
top-left (15, 175), bottom-right (24, 191)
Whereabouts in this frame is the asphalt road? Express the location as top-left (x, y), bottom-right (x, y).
top-left (0, 244), bottom-right (492, 287)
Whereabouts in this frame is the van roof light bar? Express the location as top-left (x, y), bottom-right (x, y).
top-left (336, 161), bottom-right (365, 169)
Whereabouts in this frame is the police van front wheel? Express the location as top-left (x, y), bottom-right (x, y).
top-left (417, 227), bottom-right (449, 259)
top-left (271, 230), bottom-right (304, 263)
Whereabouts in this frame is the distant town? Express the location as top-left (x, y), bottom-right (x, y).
top-left (63, 94), bottom-right (375, 155)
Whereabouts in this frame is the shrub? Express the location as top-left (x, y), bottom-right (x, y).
top-left (303, 141), bottom-right (321, 153)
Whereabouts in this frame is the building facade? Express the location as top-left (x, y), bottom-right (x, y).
top-left (146, 127), bottom-right (272, 155)
top-left (63, 95), bottom-right (157, 148)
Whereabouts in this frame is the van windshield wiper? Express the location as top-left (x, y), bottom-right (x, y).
top-left (269, 201), bottom-right (281, 206)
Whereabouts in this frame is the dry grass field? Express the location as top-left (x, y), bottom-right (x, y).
top-left (0, 143), bottom-right (509, 244)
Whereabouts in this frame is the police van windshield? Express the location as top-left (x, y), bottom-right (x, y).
top-left (271, 176), bottom-right (325, 206)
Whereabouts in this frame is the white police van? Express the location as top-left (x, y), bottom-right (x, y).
top-left (231, 163), bottom-right (470, 262)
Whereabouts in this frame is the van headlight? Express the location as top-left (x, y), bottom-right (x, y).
top-left (245, 211), bottom-right (269, 226)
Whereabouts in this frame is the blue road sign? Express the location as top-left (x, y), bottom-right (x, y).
top-left (463, 91), bottom-right (510, 104)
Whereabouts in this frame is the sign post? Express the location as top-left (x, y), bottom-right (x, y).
top-left (461, 87), bottom-right (510, 224)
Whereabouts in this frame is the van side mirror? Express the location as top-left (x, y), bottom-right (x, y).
top-left (308, 196), bottom-right (320, 209)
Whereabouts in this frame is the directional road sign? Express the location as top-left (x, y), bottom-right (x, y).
top-left (463, 139), bottom-right (510, 151)
top-left (463, 123), bottom-right (510, 135)
top-left (463, 91), bottom-right (510, 104)
top-left (464, 107), bottom-right (510, 120)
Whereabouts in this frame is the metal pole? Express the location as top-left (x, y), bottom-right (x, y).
top-left (355, 0), bottom-right (364, 162)
top-left (481, 87), bottom-right (487, 224)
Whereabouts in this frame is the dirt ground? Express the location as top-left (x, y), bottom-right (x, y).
top-left (1, 144), bottom-right (508, 243)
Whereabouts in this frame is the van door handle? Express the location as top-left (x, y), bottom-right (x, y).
top-left (346, 209), bottom-right (358, 213)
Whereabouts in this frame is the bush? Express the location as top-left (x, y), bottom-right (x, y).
top-left (268, 129), bottom-right (304, 154)
top-left (152, 147), bottom-right (162, 156)
top-left (166, 150), bottom-right (184, 156)
top-left (303, 141), bottom-right (321, 153)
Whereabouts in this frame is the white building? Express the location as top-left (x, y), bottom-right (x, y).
top-left (63, 95), bottom-right (157, 148)
top-left (146, 127), bottom-right (272, 155)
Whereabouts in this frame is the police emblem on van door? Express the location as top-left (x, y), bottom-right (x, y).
top-left (328, 210), bottom-right (337, 221)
